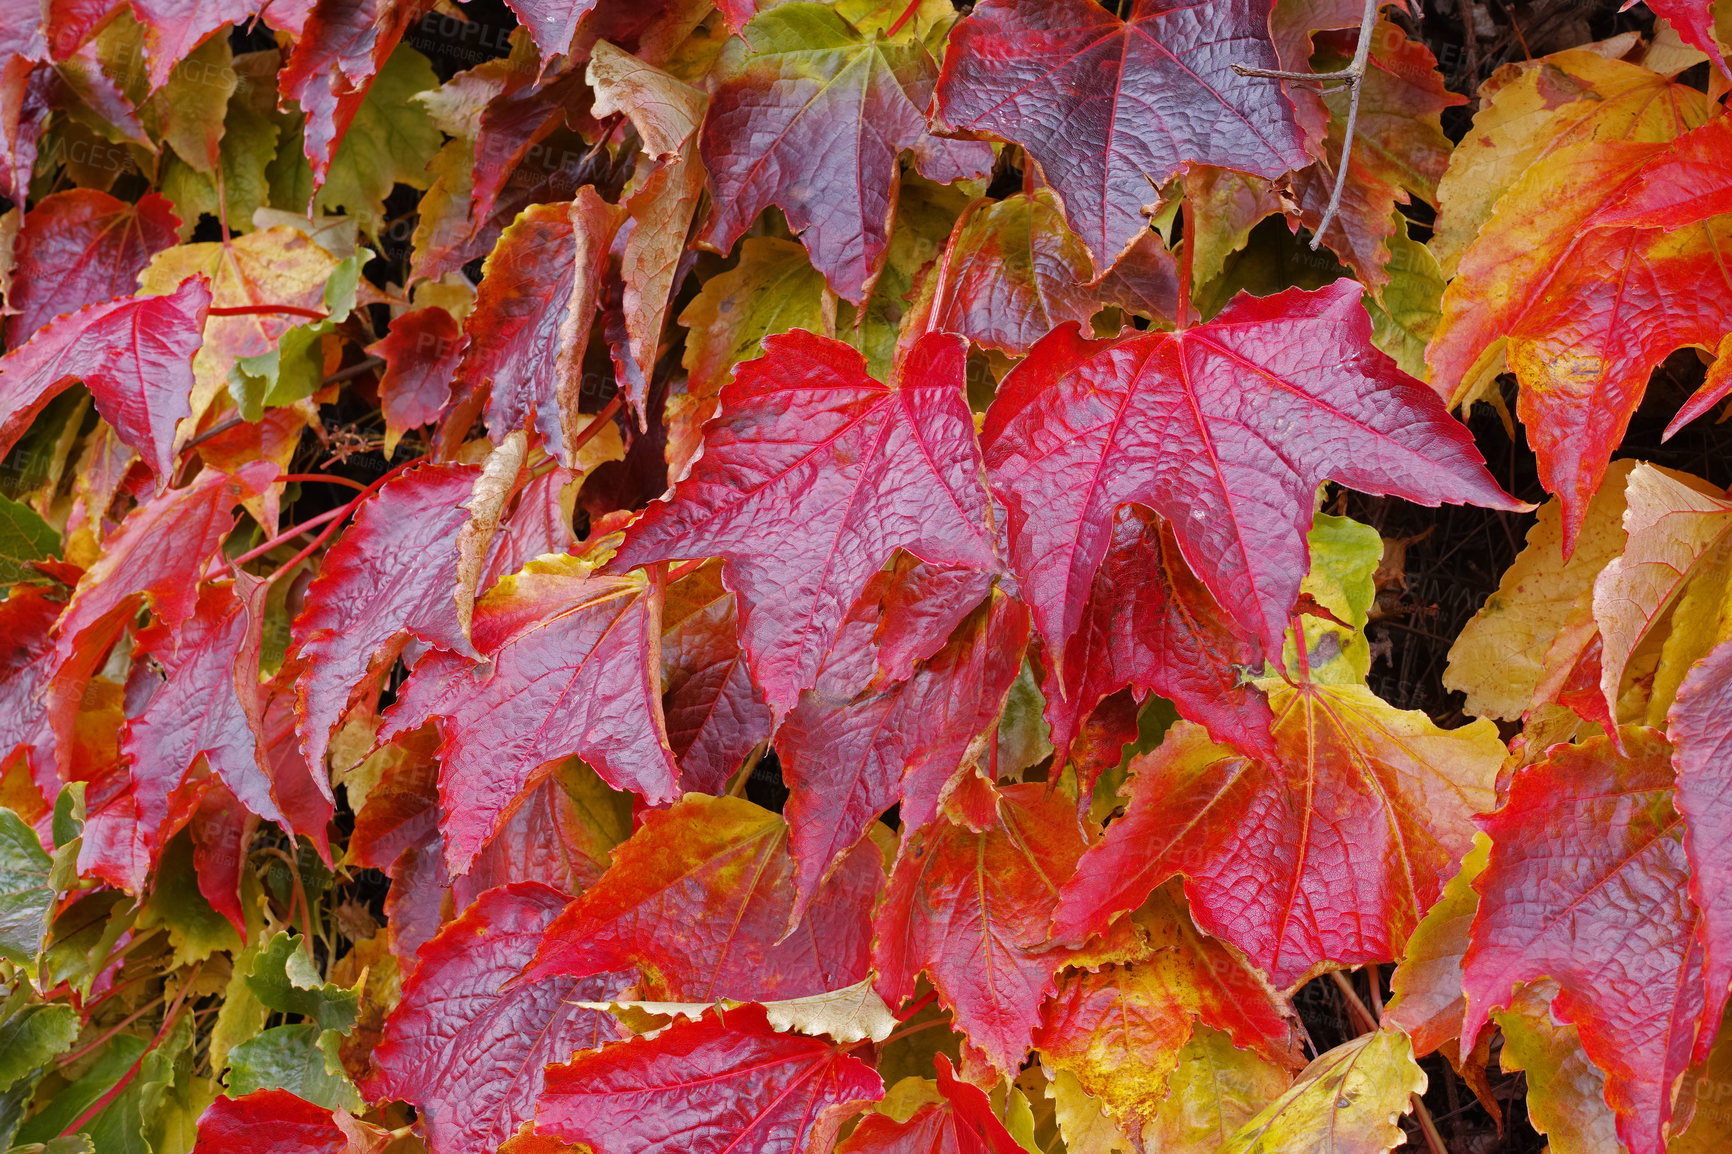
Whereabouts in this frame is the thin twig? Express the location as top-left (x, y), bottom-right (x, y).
top-left (1234, 0), bottom-right (1378, 250)
top-left (1328, 970), bottom-right (1448, 1154)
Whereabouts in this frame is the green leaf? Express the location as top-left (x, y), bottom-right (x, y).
top-left (42, 892), bottom-right (134, 998)
top-left (208, 943), bottom-right (268, 1082)
top-left (224, 1024), bottom-right (361, 1111)
top-left (136, 832), bottom-right (242, 966)
top-left (13, 1035), bottom-right (146, 1147)
top-left (270, 48), bottom-right (441, 236)
top-left (245, 933), bottom-right (358, 1034)
top-left (229, 322), bottom-right (333, 421)
top-left (0, 809), bottom-right (54, 967)
top-left (0, 496), bottom-right (59, 585)
top-left (0, 989), bottom-right (78, 1091)
top-left (1365, 217), bottom-right (1445, 381)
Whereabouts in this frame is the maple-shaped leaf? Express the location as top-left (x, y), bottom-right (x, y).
top-left (127, 0), bottom-right (264, 92)
top-left (1672, 639), bottom-right (1732, 1084)
top-left (1281, 20), bottom-right (1462, 289)
top-left (873, 780), bottom-right (1084, 1074)
top-left (519, 792), bottom-right (880, 1001)
top-left (928, 190), bottom-right (1097, 356)
top-left (1042, 504), bottom-right (1277, 777)
top-left (379, 555), bottom-right (680, 873)
top-left (46, 461), bottom-right (278, 752)
top-left (362, 883), bottom-right (629, 1154)
top-left (1443, 459), bottom-right (1637, 722)
top-left (536, 1003), bottom-right (881, 1154)
top-left (367, 306), bottom-right (465, 455)
top-left (1222, 1029), bottom-right (1424, 1154)
top-left (1052, 685), bottom-right (1503, 987)
top-left (0, 584), bottom-right (63, 794)
top-left (781, 588), bottom-right (1028, 919)
top-left (1494, 981), bottom-right (1623, 1154)
top-left (0, 278), bottom-right (211, 484)
top-left (194, 1088), bottom-right (386, 1154)
top-left (671, 235), bottom-right (834, 479)
top-left (1430, 50), bottom-right (1710, 278)
top-left (1461, 727), bottom-right (1704, 1154)
top-left (1427, 116), bottom-right (1732, 546)
top-left (277, 0), bottom-right (423, 184)
top-left (589, 39), bottom-right (708, 397)
top-left (933, 0), bottom-right (1308, 274)
top-left (660, 561), bottom-right (773, 794)
top-left (503, 0), bottom-right (596, 62)
top-left (137, 225), bottom-right (343, 418)
top-left (1644, 0), bottom-right (1729, 76)
top-left (697, 2), bottom-right (992, 302)
top-left (5, 189), bottom-right (179, 344)
top-left (983, 279), bottom-right (1520, 667)
top-left (1383, 834), bottom-right (1489, 1058)
top-left (291, 462), bottom-right (481, 781)
top-left (80, 581), bottom-right (277, 892)
top-left (869, 557), bottom-right (996, 686)
top-left (1034, 885), bottom-right (1301, 1130)
top-left (455, 192), bottom-right (626, 457)
top-left (1135, 1025), bottom-right (1293, 1154)
top-left (451, 760), bottom-right (633, 911)
top-left (1591, 464), bottom-right (1732, 727)
top-left (616, 330), bottom-right (995, 714)
top-left (838, 1055), bottom-right (1024, 1154)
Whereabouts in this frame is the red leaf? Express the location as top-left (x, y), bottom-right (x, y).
top-left (449, 766), bottom-right (624, 910)
top-left (0, 278), bottom-right (213, 484)
top-left (933, 0), bottom-right (1309, 273)
top-left (929, 190), bottom-right (1098, 356)
top-left (46, 462), bottom-right (278, 777)
top-left (535, 1003), bottom-right (883, 1154)
top-left (456, 192), bottom-right (627, 455)
top-left (501, 0), bottom-right (597, 63)
top-left (872, 781), bottom-right (1084, 1075)
top-left (697, 3), bottom-right (991, 302)
top-left (520, 793), bottom-right (880, 1001)
top-left (1643, 0), bottom-right (1729, 76)
top-left (616, 330), bottom-right (996, 715)
top-left (780, 590), bottom-right (1029, 917)
top-left (277, 0), bottom-right (422, 183)
top-left (367, 307), bottom-right (466, 455)
top-left (0, 585), bottom-right (62, 795)
top-left (5, 190), bottom-right (179, 344)
top-left (291, 462), bottom-right (481, 782)
top-left (1033, 883), bottom-right (1301, 1125)
top-left (194, 1089), bottom-right (383, 1154)
top-left (1461, 728), bottom-right (1704, 1154)
top-left (84, 581), bottom-right (277, 892)
top-left (363, 883), bottom-right (630, 1154)
top-left (1041, 504), bottom-right (1277, 774)
top-left (838, 1055), bottom-right (1025, 1154)
top-left (1427, 116), bottom-right (1732, 547)
top-left (465, 67), bottom-right (593, 260)
top-left (1671, 639), bottom-right (1732, 1069)
top-left (127, 0), bottom-right (265, 90)
top-left (1050, 701), bottom-right (1502, 987)
top-left (870, 559), bottom-right (993, 686)
top-left (660, 561), bottom-right (773, 795)
top-left (981, 280), bottom-right (1521, 664)
top-left (188, 784), bottom-right (256, 939)
top-left (379, 557), bottom-right (680, 873)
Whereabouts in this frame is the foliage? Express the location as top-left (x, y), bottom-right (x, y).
top-left (0, 1), bottom-right (1729, 1153)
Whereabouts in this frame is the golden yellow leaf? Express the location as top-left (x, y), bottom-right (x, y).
top-left (1223, 1029), bottom-right (1425, 1154)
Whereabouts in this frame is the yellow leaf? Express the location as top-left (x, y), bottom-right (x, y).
top-left (1223, 1029), bottom-right (1425, 1154)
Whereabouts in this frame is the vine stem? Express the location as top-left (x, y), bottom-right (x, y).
top-left (281, 473), bottom-right (368, 492)
top-left (56, 962), bottom-right (204, 1140)
top-left (1231, 0), bottom-right (1378, 249)
top-left (1328, 970), bottom-right (1447, 1154)
top-left (207, 303), bottom-right (328, 320)
top-left (226, 457), bottom-right (420, 579)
